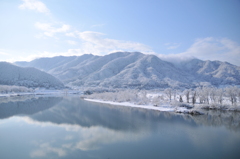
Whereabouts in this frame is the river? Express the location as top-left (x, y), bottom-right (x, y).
top-left (0, 95), bottom-right (240, 159)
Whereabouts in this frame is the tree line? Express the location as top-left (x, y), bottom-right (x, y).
top-left (164, 86), bottom-right (240, 106)
top-left (0, 85), bottom-right (33, 94)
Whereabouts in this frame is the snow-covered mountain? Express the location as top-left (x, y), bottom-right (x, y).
top-left (15, 52), bottom-right (240, 89)
top-left (179, 59), bottom-right (240, 86)
top-left (0, 62), bottom-right (65, 89)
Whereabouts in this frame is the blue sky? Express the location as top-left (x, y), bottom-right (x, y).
top-left (0, 0), bottom-right (240, 65)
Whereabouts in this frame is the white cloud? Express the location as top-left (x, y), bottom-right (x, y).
top-left (30, 143), bottom-right (66, 158)
top-left (14, 49), bottom-right (89, 62)
top-left (7, 33), bottom-right (240, 66)
top-left (19, 116), bottom-right (145, 154)
top-left (0, 50), bottom-right (15, 62)
top-left (74, 31), bottom-right (154, 55)
top-left (67, 40), bottom-right (77, 45)
top-left (0, 51), bottom-right (9, 56)
top-left (164, 43), bottom-right (181, 50)
top-left (157, 53), bottom-right (195, 64)
top-left (181, 37), bottom-right (240, 65)
top-left (19, 0), bottom-right (50, 14)
top-left (65, 32), bottom-right (77, 38)
top-left (158, 37), bottom-right (240, 66)
top-left (35, 22), bottom-right (71, 37)
top-left (74, 126), bottom-right (142, 151)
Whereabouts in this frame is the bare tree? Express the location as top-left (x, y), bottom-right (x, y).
top-left (196, 87), bottom-right (204, 104)
top-left (225, 86), bottom-right (238, 105)
top-left (152, 96), bottom-right (162, 106)
top-left (216, 88), bottom-right (224, 105)
top-left (183, 89), bottom-right (190, 103)
top-left (191, 91), bottom-right (197, 105)
top-left (237, 87), bottom-right (240, 103)
top-left (179, 95), bottom-right (183, 103)
top-left (209, 87), bottom-right (217, 104)
top-left (202, 87), bottom-right (210, 104)
top-left (172, 89), bottom-right (177, 100)
top-left (138, 90), bottom-right (149, 105)
top-left (164, 88), bottom-right (172, 102)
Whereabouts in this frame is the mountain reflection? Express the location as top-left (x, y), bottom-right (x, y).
top-left (0, 96), bottom-right (63, 119)
top-left (29, 97), bottom-right (194, 132)
top-left (182, 110), bottom-right (240, 132)
top-left (28, 97), bottom-right (240, 132)
top-left (1, 96), bottom-right (240, 132)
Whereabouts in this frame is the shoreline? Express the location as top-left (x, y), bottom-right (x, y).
top-left (84, 98), bottom-right (191, 113)
top-left (84, 97), bottom-right (240, 114)
top-left (0, 90), bottom-right (82, 97)
top-left (83, 98), bottom-right (240, 115)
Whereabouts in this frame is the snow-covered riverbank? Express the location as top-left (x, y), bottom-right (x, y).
top-left (84, 98), bottom-right (204, 115)
top-left (0, 90), bottom-right (82, 97)
top-left (82, 88), bottom-right (240, 114)
top-left (85, 98), bottom-right (177, 112)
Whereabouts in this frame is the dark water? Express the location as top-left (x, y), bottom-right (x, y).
top-left (0, 96), bottom-right (240, 159)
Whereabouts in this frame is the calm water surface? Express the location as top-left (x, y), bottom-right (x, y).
top-left (0, 95), bottom-right (240, 159)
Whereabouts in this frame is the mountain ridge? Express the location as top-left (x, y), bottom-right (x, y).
top-left (0, 62), bottom-right (65, 89)
top-left (14, 52), bottom-right (240, 89)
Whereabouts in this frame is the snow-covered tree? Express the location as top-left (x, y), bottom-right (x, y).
top-left (179, 95), bottom-right (183, 103)
top-left (164, 88), bottom-right (172, 102)
top-left (225, 86), bottom-right (238, 105)
top-left (152, 95), bottom-right (162, 106)
top-left (137, 90), bottom-right (149, 105)
top-left (236, 87), bottom-right (240, 103)
top-left (183, 89), bottom-right (191, 103)
top-left (191, 90), bottom-right (197, 105)
top-left (196, 87), bottom-right (204, 104)
top-left (172, 89), bottom-right (177, 100)
top-left (202, 87), bottom-right (210, 104)
top-left (0, 85), bottom-right (33, 94)
top-left (209, 87), bottom-right (217, 104)
top-left (216, 88), bottom-right (224, 105)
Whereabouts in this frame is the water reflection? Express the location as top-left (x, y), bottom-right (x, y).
top-left (31, 97), bottom-right (240, 132)
top-left (0, 96), bottom-right (240, 159)
top-left (0, 96), bottom-right (63, 119)
top-left (181, 110), bottom-right (240, 132)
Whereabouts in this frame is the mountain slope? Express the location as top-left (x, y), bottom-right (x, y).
top-left (55, 52), bottom-right (193, 88)
top-left (90, 54), bottom-right (193, 88)
top-left (180, 59), bottom-right (240, 85)
top-left (15, 52), bottom-right (240, 89)
top-left (15, 56), bottom-right (77, 72)
top-left (0, 62), bottom-right (64, 89)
